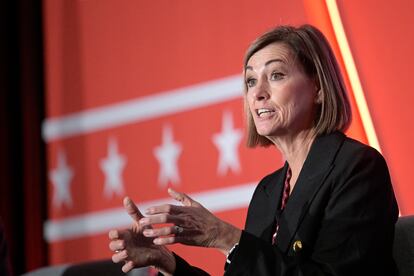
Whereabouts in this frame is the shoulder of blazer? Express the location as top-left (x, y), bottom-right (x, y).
top-left (332, 134), bottom-right (388, 178)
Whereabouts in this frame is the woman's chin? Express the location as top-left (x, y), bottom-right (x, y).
top-left (256, 128), bottom-right (279, 138)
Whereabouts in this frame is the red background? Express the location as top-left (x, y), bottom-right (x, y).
top-left (42, 0), bottom-right (414, 274)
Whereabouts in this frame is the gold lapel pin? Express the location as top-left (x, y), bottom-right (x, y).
top-left (293, 240), bottom-right (303, 252)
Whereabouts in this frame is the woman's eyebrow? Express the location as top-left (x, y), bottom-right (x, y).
top-left (264, 58), bottom-right (285, 67)
top-left (245, 58), bottom-right (285, 71)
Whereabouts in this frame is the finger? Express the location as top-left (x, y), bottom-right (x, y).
top-left (109, 229), bottom-right (130, 240)
top-left (154, 236), bottom-right (189, 246)
top-left (139, 214), bottom-right (184, 227)
top-left (108, 229), bottom-right (119, 240)
top-left (168, 188), bottom-right (200, 207)
top-left (111, 250), bottom-right (128, 263)
top-left (122, 260), bottom-right (135, 273)
top-left (109, 239), bottom-right (125, 252)
top-left (143, 225), bottom-right (180, 238)
top-left (124, 197), bottom-right (144, 222)
top-left (153, 236), bottom-right (177, 246)
top-left (145, 204), bottom-right (180, 215)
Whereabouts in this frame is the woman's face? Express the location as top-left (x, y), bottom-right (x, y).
top-left (245, 43), bottom-right (319, 138)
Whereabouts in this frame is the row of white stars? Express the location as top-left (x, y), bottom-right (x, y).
top-left (49, 111), bottom-right (243, 209)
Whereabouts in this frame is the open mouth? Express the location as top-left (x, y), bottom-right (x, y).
top-left (256, 108), bottom-right (275, 118)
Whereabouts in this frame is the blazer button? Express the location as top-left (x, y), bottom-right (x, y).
top-left (293, 240), bottom-right (303, 252)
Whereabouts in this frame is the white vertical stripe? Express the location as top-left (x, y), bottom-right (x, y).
top-left (325, 0), bottom-right (381, 152)
top-left (42, 75), bottom-right (243, 141)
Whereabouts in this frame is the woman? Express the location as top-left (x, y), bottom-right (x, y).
top-left (109, 25), bottom-right (399, 275)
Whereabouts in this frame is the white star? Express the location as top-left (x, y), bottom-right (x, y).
top-left (100, 137), bottom-right (127, 198)
top-left (213, 111), bottom-right (243, 176)
top-left (154, 125), bottom-right (182, 188)
top-left (49, 149), bottom-right (74, 208)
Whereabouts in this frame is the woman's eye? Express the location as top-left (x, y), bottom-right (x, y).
top-left (246, 78), bottom-right (257, 88)
top-left (270, 72), bottom-right (284, 80)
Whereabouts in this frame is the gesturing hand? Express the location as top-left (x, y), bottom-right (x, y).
top-left (108, 197), bottom-right (175, 274)
top-left (139, 188), bottom-right (241, 254)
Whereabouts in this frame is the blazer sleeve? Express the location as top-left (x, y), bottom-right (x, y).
top-left (225, 147), bottom-right (398, 276)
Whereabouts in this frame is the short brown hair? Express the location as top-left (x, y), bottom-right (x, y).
top-left (244, 24), bottom-right (352, 147)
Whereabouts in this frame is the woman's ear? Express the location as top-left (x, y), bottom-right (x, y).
top-left (313, 77), bottom-right (323, 104)
top-left (315, 89), bottom-right (323, 104)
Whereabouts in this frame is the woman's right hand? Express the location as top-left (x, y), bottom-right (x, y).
top-left (108, 197), bottom-right (176, 275)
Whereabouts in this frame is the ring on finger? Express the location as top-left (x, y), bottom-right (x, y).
top-left (174, 225), bottom-right (184, 234)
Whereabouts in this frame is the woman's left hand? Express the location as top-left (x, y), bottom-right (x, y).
top-left (108, 197), bottom-right (176, 275)
top-left (139, 188), bottom-right (241, 254)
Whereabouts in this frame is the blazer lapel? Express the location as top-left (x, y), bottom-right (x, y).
top-left (275, 132), bottom-right (346, 253)
top-left (264, 162), bottom-right (289, 212)
top-left (257, 162), bottom-right (289, 240)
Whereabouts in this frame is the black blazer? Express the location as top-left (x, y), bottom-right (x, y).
top-left (173, 132), bottom-right (399, 276)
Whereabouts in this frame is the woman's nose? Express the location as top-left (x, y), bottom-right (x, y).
top-left (253, 80), bottom-right (270, 101)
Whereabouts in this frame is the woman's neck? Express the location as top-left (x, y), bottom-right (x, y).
top-left (268, 129), bottom-right (316, 189)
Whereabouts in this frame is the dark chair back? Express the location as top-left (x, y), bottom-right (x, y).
top-left (393, 215), bottom-right (414, 276)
